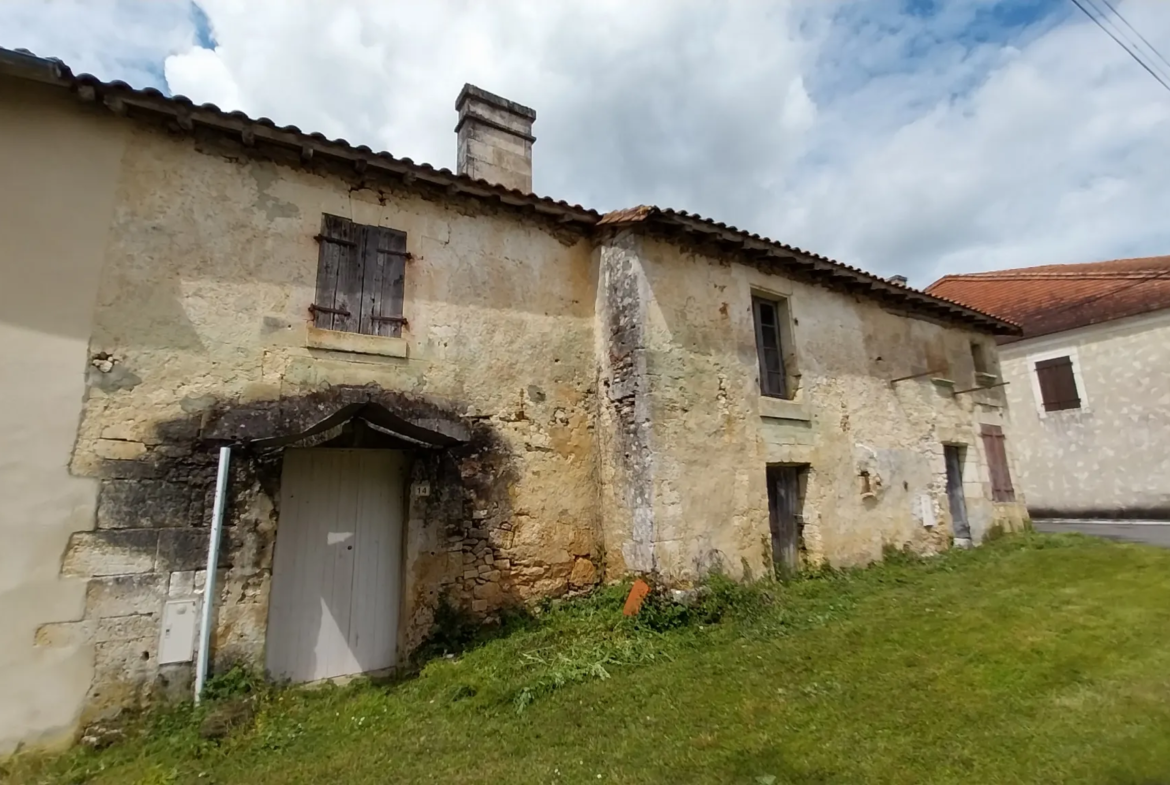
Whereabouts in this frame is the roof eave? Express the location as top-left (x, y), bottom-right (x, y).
top-left (0, 48), bottom-right (600, 227)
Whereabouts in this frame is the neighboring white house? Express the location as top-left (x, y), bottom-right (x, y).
top-left (928, 255), bottom-right (1170, 521)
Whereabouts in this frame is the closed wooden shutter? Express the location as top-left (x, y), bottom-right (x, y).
top-left (313, 215), bottom-right (407, 337)
top-left (313, 214), bottom-right (358, 331)
top-left (980, 424), bottom-right (1016, 502)
top-left (1035, 356), bottom-right (1080, 411)
top-left (358, 226), bottom-right (408, 338)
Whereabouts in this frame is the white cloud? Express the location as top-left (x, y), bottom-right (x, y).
top-left (4, 0), bottom-right (1170, 285)
top-left (0, 0), bottom-right (195, 88)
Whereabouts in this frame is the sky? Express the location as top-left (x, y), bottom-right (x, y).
top-left (3, 0), bottom-right (1169, 286)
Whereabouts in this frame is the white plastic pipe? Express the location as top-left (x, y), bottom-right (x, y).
top-left (194, 446), bottom-right (231, 703)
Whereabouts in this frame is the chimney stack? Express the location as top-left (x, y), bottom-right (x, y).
top-left (455, 83), bottom-right (536, 193)
top-left (889, 275), bottom-right (908, 286)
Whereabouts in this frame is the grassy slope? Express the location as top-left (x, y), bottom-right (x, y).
top-left (6, 533), bottom-right (1170, 785)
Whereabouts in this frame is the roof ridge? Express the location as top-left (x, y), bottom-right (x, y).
top-left (936, 254), bottom-right (1170, 280)
top-left (942, 271), bottom-right (1170, 281)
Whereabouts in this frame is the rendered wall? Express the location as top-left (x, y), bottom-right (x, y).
top-left (0, 82), bottom-right (129, 753)
top-left (1000, 309), bottom-right (1170, 519)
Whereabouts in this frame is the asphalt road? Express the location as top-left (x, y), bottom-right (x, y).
top-left (1034, 520), bottom-right (1170, 548)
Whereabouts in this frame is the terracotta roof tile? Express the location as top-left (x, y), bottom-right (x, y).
top-left (926, 255), bottom-right (1170, 342)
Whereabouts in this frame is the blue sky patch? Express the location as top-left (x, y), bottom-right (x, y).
top-left (191, 1), bottom-right (217, 50)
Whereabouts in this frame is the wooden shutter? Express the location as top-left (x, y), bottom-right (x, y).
top-left (753, 297), bottom-right (787, 398)
top-left (980, 424), bottom-right (1016, 502)
top-left (1034, 356), bottom-right (1080, 411)
top-left (313, 214), bottom-right (358, 331)
top-left (314, 215), bottom-right (408, 337)
top-left (357, 226), bottom-right (408, 338)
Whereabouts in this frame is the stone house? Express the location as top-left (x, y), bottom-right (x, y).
top-left (928, 255), bottom-right (1170, 521)
top-left (0, 46), bottom-right (1028, 753)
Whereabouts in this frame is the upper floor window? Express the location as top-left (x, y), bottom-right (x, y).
top-left (971, 341), bottom-right (989, 374)
top-left (312, 214), bottom-right (408, 338)
top-left (752, 295), bottom-right (792, 399)
top-left (971, 341), bottom-right (999, 386)
top-left (1035, 355), bottom-right (1081, 411)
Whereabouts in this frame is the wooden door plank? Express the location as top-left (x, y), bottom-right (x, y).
top-left (351, 451), bottom-right (387, 670)
top-left (307, 450), bottom-right (337, 681)
top-left (348, 450), bottom-right (386, 673)
top-left (267, 450), bottom-right (310, 680)
top-left (323, 451), bottom-right (358, 678)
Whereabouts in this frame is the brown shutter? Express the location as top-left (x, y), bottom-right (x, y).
top-left (980, 424), bottom-right (1016, 502)
top-left (358, 227), bottom-right (408, 338)
top-left (331, 223), bottom-right (365, 335)
top-left (313, 214), bottom-right (357, 331)
top-left (1035, 356), bottom-right (1080, 411)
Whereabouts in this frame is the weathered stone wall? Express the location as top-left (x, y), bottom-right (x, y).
top-left (53, 120), bottom-right (602, 721)
top-left (622, 233), bottom-right (1028, 579)
top-left (1000, 308), bottom-right (1170, 519)
top-left (5, 77), bottom-right (1030, 752)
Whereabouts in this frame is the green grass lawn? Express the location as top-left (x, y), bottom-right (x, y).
top-left (6, 532), bottom-right (1170, 785)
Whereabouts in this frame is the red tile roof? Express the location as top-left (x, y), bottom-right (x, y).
top-left (926, 255), bottom-right (1170, 343)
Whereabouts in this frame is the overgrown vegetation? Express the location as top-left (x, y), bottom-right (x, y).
top-left (6, 532), bottom-right (1170, 784)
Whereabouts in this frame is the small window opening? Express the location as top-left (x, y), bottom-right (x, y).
top-left (971, 342), bottom-right (989, 374)
top-left (753, 296), bottom-right (792, 399)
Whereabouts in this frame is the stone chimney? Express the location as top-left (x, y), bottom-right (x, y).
top-left (889, 275), bottom-right (908, 286)
top-left (455, 83), bottom-right (536, 192)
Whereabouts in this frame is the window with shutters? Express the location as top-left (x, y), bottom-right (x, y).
top-left (753, 295), bottom-right (794, 399)
top-left (311, 214), bottom-right (408, 338)
top-left (980, 424), bottom-right (1016, 502)
top-left (1034, 355), bottom-right (1080, 411)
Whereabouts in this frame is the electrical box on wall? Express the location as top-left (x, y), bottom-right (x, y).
top-left (158, 599), bottom-right (198, 664)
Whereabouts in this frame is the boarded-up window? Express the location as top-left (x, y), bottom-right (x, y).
top-left (753, 296), bottom-right (789, 399)
top-left (1034, 356), bottom-right (1080, 411)
top-left (312, 214), bottom-right (408, 337)
top-left (980, 424), bottom-right (1016, 502)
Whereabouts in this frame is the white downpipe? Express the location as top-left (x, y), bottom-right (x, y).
top-left (195, 446), bottom-right (232, 703)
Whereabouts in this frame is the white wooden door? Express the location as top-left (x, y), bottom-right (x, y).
top-left (266, 449), bottom-right (406, 683)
